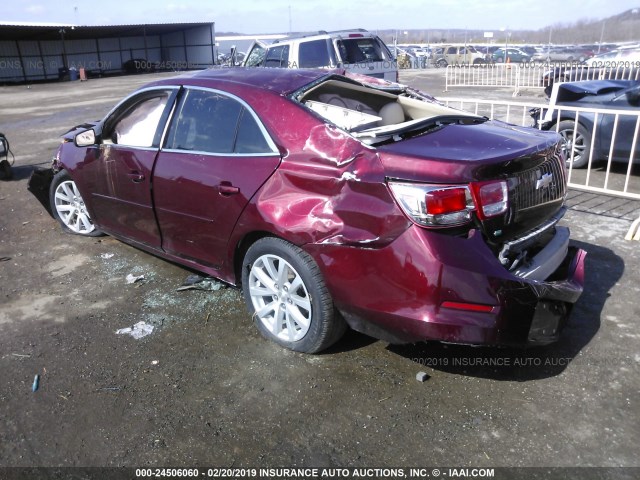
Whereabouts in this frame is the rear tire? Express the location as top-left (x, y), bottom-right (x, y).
top-left (242, 237), bottom-right (346, 353)
top-left (49, 170), bottom-right (103, 236)
top-left (556, 120), bottom-right (591, 169)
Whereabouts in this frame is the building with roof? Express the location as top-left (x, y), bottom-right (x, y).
top-left (0, 22), bottom-right (216, 84)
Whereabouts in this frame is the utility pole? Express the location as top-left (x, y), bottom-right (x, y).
top-left (598, 21), bottom-right (605, 53)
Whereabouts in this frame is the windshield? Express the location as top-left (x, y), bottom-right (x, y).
top-left (244, 42), bottom-right (267, 67)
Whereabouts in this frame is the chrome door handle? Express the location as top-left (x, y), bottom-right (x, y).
top-left (219, 182), bottom-right (240, 195)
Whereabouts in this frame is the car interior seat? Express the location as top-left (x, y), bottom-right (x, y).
top-left (378, 102), bottom-right (405, 126)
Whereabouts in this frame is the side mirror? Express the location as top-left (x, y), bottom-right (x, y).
top-left (75, 129), bottom-right (96, 147)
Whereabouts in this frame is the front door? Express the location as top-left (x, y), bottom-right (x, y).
top-left (89, 88), bottom-right (177, 247)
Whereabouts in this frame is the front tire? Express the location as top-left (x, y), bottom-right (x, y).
top-left (49, 170), bottom-right (103, 236)
top-left (556, 120), bottom-right (591, 168)
top-left (242, 237), bottom-right (346, 353)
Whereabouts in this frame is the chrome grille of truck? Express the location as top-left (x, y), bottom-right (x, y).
top-left (512, 147), bottom-right (566, 211)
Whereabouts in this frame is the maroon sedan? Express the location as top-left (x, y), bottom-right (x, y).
top-left (31, 68), bottom-right (585, 353)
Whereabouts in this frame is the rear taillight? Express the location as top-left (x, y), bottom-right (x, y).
top-left (469, 180), bottom-right (508, 220)
top-left (426, 187), bottom-right (468, 215)
top-left (388, 182), bottom-right (473, 227)
top-left (388, 179), bottom-right (509, 228)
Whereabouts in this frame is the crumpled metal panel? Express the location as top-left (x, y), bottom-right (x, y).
top-left (226, 107), bottom-right (411, 272)
top-left (254, 124), bottom-right (410, 247)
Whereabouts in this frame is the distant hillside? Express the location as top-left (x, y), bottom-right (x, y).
top-left (376, 7), bottom-right (640, 45)
top-left (523, 7), bottom-right (640, 44)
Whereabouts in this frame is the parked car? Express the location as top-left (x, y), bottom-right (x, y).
top-left (243, 29), bottom-right (397, 82)
top-left (29, 67), bottom-right (585, 353)
top-left (539, 46), bottom-right (640, 96)
top-left (531, 79), bottom-right (640, 168)
top-left (540, 62), bottom-right (640, 97)
top-left (431, 45), bottom-right (486, 67)
top-left (546, 47), bottom-right (582, 62)
top-left (491, 47), bottom-right (531, 63)
top-left (584, 45), bottom-right (640, 67)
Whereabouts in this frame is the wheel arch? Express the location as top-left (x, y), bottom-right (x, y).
top-left (233, 230), bottom-right (283, 286)
top-left (548, 113), bottom-right (594, 132)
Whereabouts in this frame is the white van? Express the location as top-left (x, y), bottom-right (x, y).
top-left (243, 29), bottom-right (398, 82)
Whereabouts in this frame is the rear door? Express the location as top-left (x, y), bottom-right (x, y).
top-left (335, 35), bottom-right (397, 81)
top-left (153, 87), bottom-right (281, 269)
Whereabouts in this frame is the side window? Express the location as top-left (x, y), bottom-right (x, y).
top-left (446, 47), bottom-right (457, 55)
top-left (298, 39), bottom-right (331, 68)
top-left (107, 92), bottom-right (170, 147)
top-left (264, 45), bottom-right (290, 68)
top-left (165, 89), bottom-right (242, 154)
top-left (234, 109), bottom-right (272, 154)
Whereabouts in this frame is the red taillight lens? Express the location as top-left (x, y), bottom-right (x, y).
top-left (426, 187), bottom-right (468, 215)
top-left (388, 182), bottom-right (473, 227)
top-left (470, 180), bottom-right (508, 220)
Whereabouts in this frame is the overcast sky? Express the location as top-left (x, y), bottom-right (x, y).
top-left (3, 0), bottom-right (639, 33)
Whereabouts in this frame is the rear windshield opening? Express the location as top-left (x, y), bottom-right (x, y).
top-left (298, 79), bottom-right (482, 140)
top-left (337, 38), bottom-right (389, 64)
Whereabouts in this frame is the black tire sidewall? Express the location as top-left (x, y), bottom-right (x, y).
top-left (241, 237), bottom-right (335, 353)
top-left (557, 120), bottom-right (590, 168)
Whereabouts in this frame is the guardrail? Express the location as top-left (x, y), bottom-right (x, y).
top-left (444, 63), bottom-right (640, 96)
top-left (440, 97), bottom-right (640, 238)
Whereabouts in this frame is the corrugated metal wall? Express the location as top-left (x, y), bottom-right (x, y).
top-left (0, 24), bottom-right (215, 84)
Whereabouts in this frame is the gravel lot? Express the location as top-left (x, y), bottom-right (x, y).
top-left (0, 69), bottom-right (639, 475)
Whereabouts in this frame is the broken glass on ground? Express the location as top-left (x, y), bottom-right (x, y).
top-left (126, 273), bottom-right (145, 284)
top-left (176, 273), bottom-right (226, 292)
top-left (115, 321), bottom-right (154, 339)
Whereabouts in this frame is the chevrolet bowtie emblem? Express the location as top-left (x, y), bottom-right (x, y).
top-left (536, 172), bottom-right (553, 190)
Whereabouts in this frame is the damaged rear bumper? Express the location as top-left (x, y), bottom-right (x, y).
top-left (306, 224), bottom-right (586, 347)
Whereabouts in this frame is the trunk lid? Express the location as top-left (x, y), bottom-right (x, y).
top-left (378, 120), bottom-right (567, 243)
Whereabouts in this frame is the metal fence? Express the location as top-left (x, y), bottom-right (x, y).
top-left (440, 96), bottom-right (640, 238)
top-left (444, 63), bottom-right (640, 96)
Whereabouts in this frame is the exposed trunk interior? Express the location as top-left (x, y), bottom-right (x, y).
top-left (298, 79), bottom-right (480, 137)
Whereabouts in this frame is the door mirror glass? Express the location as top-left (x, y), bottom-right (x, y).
top-left (75, 129), bottom-right (96, 147)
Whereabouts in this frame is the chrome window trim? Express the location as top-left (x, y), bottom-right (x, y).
top-left (161, 148), bottom-right (279, 158)
top-left (103, 85), bottom-right (180, 125)
top-left (164, 85), bottom-right (279, 155)
top-left (102, 86), bottom-right (179, 149)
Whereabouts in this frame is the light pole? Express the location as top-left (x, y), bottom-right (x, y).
top-left (59, 28), bottom-right (67, 69)
top-left (598, 21), bottom-right (605, 54)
